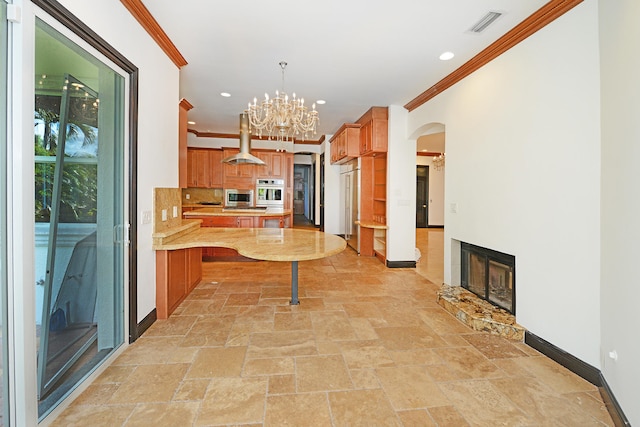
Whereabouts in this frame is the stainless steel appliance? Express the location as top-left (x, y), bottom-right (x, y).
top-left (224, 188), bottom-right (253, 207)
top-left (256, 178), bottom-right (285, 208)
top-left (341, 160), bottom-right (360, 253)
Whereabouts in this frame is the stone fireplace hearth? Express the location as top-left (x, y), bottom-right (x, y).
top-left (436, 284), bottom-right (525, 341)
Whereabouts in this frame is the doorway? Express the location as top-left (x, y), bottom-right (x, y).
top-left (416, 165), bottom-right (429, 228)
top-left (293, 163), bottom-right (314, 228)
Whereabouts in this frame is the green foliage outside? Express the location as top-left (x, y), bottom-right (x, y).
top-left (35, 108), bottom-right (98, 223)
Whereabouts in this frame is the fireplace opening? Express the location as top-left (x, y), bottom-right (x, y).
top-left (461, 242), bottom-right (515, 314)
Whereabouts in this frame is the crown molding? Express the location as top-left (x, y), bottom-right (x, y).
top-left (187, 129), bottom-right (324, 145)
top-left (404, 0), bottom-right (583, 111)
top-left (120, 0), bottom-right (188, 68)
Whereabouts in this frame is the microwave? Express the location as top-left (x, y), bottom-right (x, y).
top-left (256, 179), bottom-right (284, 207)
top-left (224, 189), bottom-right (253, 207)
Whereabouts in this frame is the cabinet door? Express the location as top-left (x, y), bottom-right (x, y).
top-left (360, 121), bottom-right (372, 154)
top-left (270, 152), bottom-right (284, 178)
top-left (167, 249), bottom-right (187, 311)
top-left (187, 149), bottom-right (197, 187)
top-left (187, 247), bottom-right (202, 290)
top-left (254, 151), bottom-right (270, 178)
top-left (195, 150), bottom-right (210, 187)
top-left (236, 216), bottom-right (255, 228)
top-left (209, 150), bottom-right (223, 188)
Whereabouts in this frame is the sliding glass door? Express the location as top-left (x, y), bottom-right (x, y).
top-left (1, 2), bottom-right (9, 424)
top-left (34, 19), bottom-right (128, 418)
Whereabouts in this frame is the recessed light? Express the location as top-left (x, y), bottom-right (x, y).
top-left (220, 92), bottom-right (231, 97)
top-left (187, 121), bottom-right (196, 125)
top-left (439, 51), bottom-right (455, 61)
top-left (316, 100), bottom-right (326, 105)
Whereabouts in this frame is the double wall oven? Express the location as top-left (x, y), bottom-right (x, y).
top-left (224, 179), bottom-right (284, 209)
top-left (256, 178), bottom-right (284, 208)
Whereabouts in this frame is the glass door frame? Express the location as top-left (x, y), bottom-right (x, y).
top-left (32, 0), bottom-right (140, 344)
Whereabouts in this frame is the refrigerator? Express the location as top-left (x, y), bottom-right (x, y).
top-left (342, 160), bottom-right (360, 253)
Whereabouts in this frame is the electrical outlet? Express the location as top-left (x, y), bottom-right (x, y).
top-left (173, 206), bottom-right (178, 218)
top-left (141, 211), bottom-right (152, 224)
top-left (161, 209), bottom-right (168, 221)
top-left (185, 193), bottom-right (190, 200)
top-left (450, 203), bottom-right (458, 214)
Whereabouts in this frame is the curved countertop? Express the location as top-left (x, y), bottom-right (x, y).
top-left (153, 225), bottom-right (346, 262)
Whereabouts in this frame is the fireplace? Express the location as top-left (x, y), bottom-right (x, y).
top-left (461, 242), bottom-right (515, 314)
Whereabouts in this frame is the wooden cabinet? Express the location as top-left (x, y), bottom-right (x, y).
top-left (358, 107), bottom-right (388, 156)
top-left (223, 148), bottom-right (254, 189)
top-left (329, 123), bottom-right (361, 164)
top-left (186, 148), bottom-right (224, 188)
top-left (209, 149), bottom-right (224, 188)
top-left (255, 151), bottom-right (285, 179)
top-left (156, 246), bottom-right (201, 319)
top-left (236, 216), bottom-right (255, 228)
top-left (193, 215), bottom-right (257, 228)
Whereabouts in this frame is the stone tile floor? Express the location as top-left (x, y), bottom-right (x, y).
top-left (52, 229), bottom-right (614, 426)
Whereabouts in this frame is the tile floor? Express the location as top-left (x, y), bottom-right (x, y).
top-left (52, 229), bottom-right (614, 426)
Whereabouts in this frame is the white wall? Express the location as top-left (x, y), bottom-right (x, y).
top-left (598, 0), bottom-right (640, 423)
top-left (321, 137), bottom-right (341, 234)
top-left (387, 106), bottom-right (416, 262)
top-left (58, 0), bottom-right (181, 322)
top-left (408, 1), bottom-right (601, 367)
top-left (416, 155), bottom-right (445, 226)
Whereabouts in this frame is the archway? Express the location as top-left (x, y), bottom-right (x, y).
top-left (410, 122), bottom-right (445, 284)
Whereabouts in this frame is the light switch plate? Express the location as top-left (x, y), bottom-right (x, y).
top-left (173, 206), bottom-right (178, 218)
top-left (141, 211), bottom-right (152, 224)
top-left (161, 209), bottom-right (168, 221)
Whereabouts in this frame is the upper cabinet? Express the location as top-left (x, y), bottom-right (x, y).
top-left (358, 107), bottom-right (388, 156)
top-left (329, 123), bottom-right (361, 165)
top-left (209, 149), bottom-right (223, 188)
top-left (186, 148), bottom-right (224, 188)
top-left (254, 150), bottom-right (285, 180)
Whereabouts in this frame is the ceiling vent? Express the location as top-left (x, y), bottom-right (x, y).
top-left (469, 11), bottom-right (503, 33)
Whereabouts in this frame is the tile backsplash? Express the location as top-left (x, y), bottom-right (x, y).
top-left (182, 188), bottom-right (223, 204)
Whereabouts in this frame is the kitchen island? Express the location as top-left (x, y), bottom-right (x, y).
top-left (153, 220), bottom-right (346, 318)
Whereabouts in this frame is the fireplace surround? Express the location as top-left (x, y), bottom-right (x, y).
top-left (461, 242), bottom-right (515, 314)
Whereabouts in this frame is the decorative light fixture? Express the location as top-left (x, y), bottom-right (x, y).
top-left (245, 61), bottom-right (319, 143)
top-left (433, 153), bottom-right (445, 170)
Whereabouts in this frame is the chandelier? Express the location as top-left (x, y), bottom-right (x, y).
top-left (245, 61), bottom-right (319, 143)
top-left (432, 153), bottom-right (445, 170)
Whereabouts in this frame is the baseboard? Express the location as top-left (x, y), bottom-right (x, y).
top-left (524, 331), bottom-right (600, 385)
top-left (136, 309), bottom-right (157, 340)
top-left (599, 373), bottom-right (631, 426)
top-left (525, 331), bottom-right (629, 426)
top-left (386, 260), bottom-right (416, 268)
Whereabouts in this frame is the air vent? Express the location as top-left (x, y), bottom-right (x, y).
top-left (469, 11), bottom-right (503, 33)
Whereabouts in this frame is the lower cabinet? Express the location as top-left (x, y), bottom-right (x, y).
top-left (156, 247), bottom-right (202, 319)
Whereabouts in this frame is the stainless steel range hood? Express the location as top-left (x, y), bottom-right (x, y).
top-left (222, 113), bottom-right (266, 165)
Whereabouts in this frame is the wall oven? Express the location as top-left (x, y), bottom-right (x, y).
top-left (224, 189), bottom-right (253, 207)
top-left (256, 179), bottom-right (284, 208)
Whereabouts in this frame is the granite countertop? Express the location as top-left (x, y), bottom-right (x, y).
top-left (183, 207), bottom-right (293, 217)
top-left (153, 226), bottom-right (346, 262)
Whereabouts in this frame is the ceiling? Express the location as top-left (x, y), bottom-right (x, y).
top-left (143, 0), bottom-right (548, 146)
